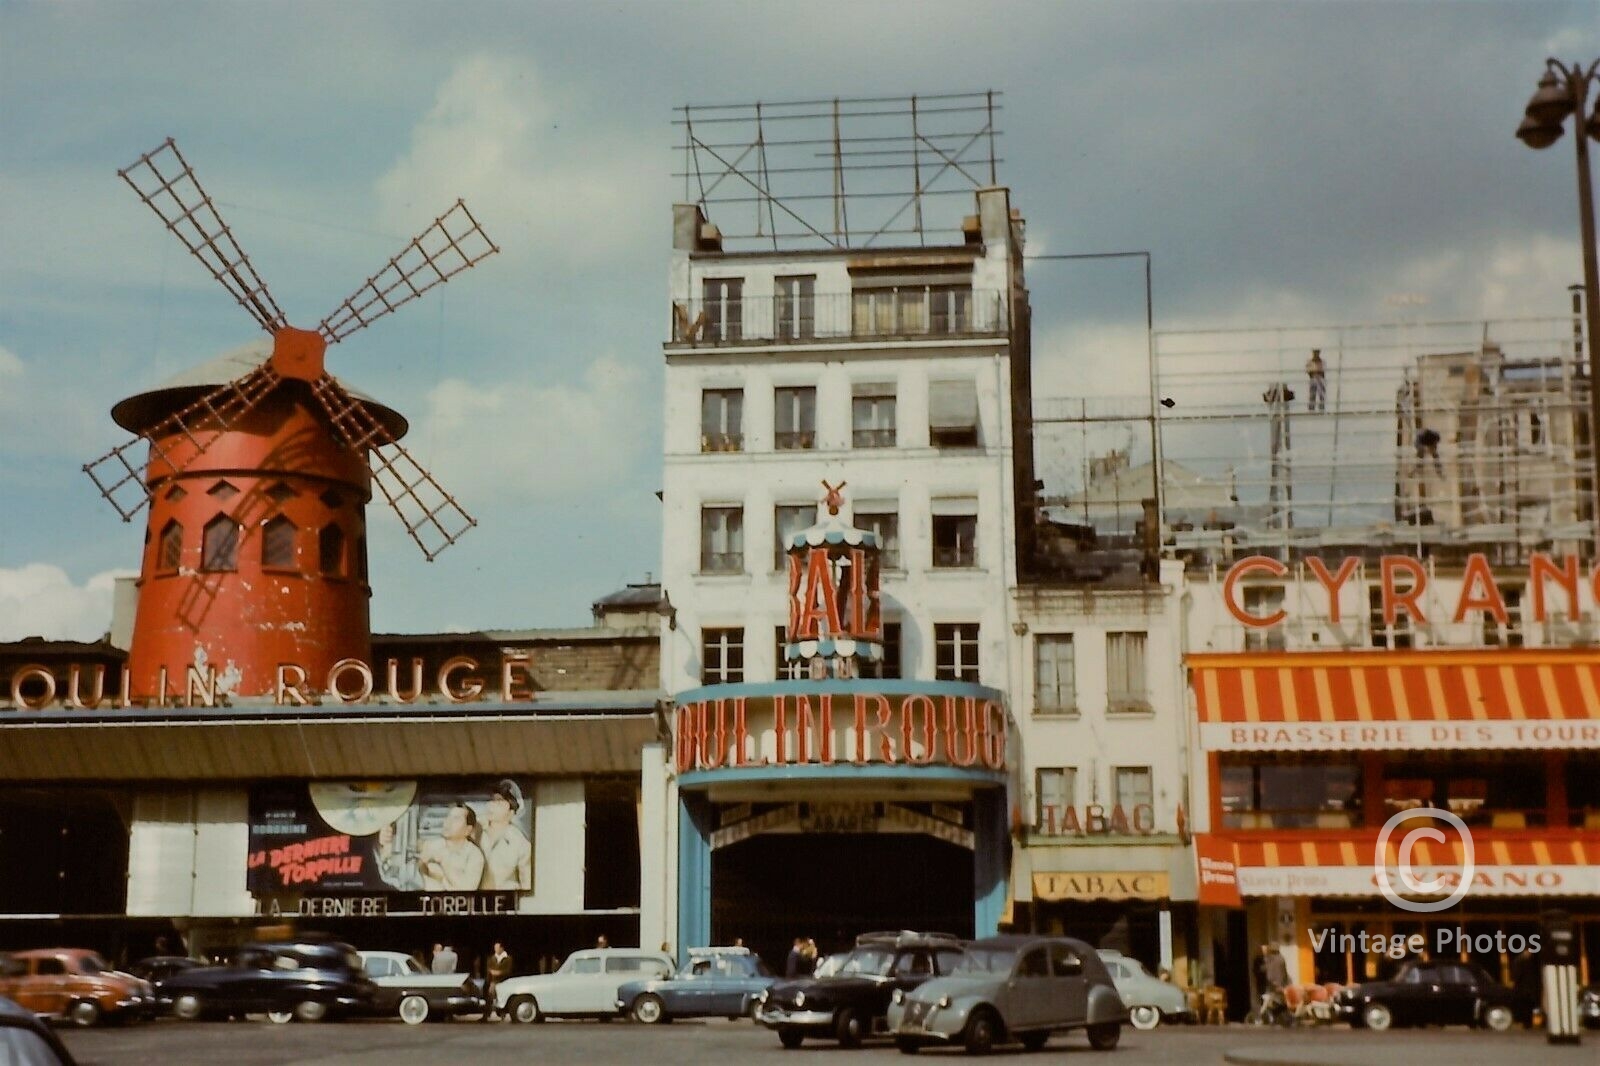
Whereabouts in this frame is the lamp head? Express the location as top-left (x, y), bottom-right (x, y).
top-left (1517, 113), bottom-right (1563, 150)
top-left (1524, 68), bottom-right (1575, 126)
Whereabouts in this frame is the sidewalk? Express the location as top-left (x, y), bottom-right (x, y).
top-left (1221, 1028), bottom-right (1589, 1066)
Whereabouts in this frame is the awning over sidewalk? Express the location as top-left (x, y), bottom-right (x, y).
top-left (1226, 834), bottom-right (1600, 897)
top-left (1188, 650), bottom-right (1600, 750)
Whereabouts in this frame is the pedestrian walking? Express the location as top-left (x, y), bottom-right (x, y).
top-left (483, 941), bottom-right (513, 1021)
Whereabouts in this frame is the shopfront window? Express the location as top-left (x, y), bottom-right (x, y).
top-left (1380, 752), bottom-right (1547, 828)
top-left (1219, 757), bottom-right (1360, 829)
top-left (1567, 754), bottom-right (1600, 829)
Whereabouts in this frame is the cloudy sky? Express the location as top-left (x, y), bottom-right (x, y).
top-left (1, 1), bottom-right (1595, 639)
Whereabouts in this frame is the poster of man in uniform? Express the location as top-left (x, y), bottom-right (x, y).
top-left (248, 779), bottom-right (534, 893)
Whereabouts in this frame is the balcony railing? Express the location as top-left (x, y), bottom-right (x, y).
top-left (669, 289), bottom-right (1007, 346)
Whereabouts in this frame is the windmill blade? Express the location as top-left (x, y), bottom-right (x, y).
top-left (84, 364), bottom-right (284, 520)
top-left (318, 200), bottom-right (498, 343)
top-left (308, 375), bottom-right (476, 560)
top-left (119, 139), bottom-right (288, 334)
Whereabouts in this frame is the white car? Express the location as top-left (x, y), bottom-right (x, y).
top-left (358, 950), bottom-right (483, 1024)
top-left (496, 948), bottom-right (674, 1023)
top-left (1096, 950), bottom-right (1189, 1029)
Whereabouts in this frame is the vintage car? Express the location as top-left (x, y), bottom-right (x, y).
top-left (1097, 949), bottom-right (1190, 1029)
top-left (358, 950), bottom-right (483, 1024)
top-left (615, 946), bottom-right (776, 1023)
top-left (126, 956), bottom-right (205, 988)
top-left (886, 935), bottom-right (1127, 1053)
top-left (1334, 960), bottom-right (1515, 1031)
top-left (757, 931), bottom-right (966, 1049)
top-left (158, 940), bottom-right (376, 1023)
top-left (0, 996), bottom-right (77, 1065)
top-left (0, 949), bottom-right (156, 1028)
top-left (1582, 982), bottom-right (1599, 1029)
top-left (496, 948), bottom-right (674, 1023)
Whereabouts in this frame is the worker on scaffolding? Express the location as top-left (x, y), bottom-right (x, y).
top-left (1305, 349), bottom-right (1326, 411)
top-left (1415, 426), bottom-right (1444, 477)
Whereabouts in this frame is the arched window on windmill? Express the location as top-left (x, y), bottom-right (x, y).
top-left (262, 515), bottom-right (297, 571)
top-left (201, 515), bottom-right (240, 572)
top-left (319, 524), bottom-right (346, 578)
top-left (157, 519), bottom-right (184, 573)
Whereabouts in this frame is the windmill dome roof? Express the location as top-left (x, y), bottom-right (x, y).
top-left (110, 338), bottom-right (408, 439)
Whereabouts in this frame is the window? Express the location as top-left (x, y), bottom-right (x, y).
top-left (1034, 635), bottom-right (1076, 714)
top-left (354, 534), bottom-right (367, 582)
top-left (775, 626), bottom-right (804, 680)
top-left (262, 516), bottom-right (297, 570)
top-left (854, 510), bottom-right (900, 569)
top-left (1106, 631), bottom-right (1149, 710)
top-left (265, 482), bottom-right (296, 505)
top-left (703, 278), bottom-right (742, 342)
top-left (775, 275), bottom-right (815, 340)
top-left (1483, 585), bottom-right (1524, 648)
top-left (1114, 766), bottom-right (1154, 811)
top-left (318, 524), bottom-right (346, 577)
top-left (1368, 586), bottom-right (1412, 649)
top-left (35, 958), bottom-right (65, 976)
top-left (774, 504), bottom-right (813, 570)
top-left (1036, 767), bottom-right (1076, 829)
top-left (207, 480), bottom-right (239, 502)
top-left (775, 386), bottom-right (816, 450)
top-left (701, 627), bottom-right (744, 684)
top-left (201, 515), bottom-right (240, 571)
top-left (571, 957), bottom-right (603, 975)
top-left (927, 285), bottom-right (972, 334)
top-left (851, 384), bottom-right (896, 448)
top-left (934, 623), bottom-right (980, 682)
top-left (851, 282), bottom-right (971, 336)
top-left (1242, 587), bottom-right (1286, 650)
top-left (701, 389), bottom-right (743, 452)
top-left (158, 520), bottom-right (183, 572)
top-left (932, 510), bottom-right (977, 568)
top-left (928, 380), bottom-right (979, 448)
top-left (700, 506), bottom-right (744, 573)
top-left (879, 622), bottom-right (902, 679)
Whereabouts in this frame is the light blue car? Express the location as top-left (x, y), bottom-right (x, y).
top-left (1096, 950), bottom-right (1190, 1029)
top-left (615, 948), bottom-right (775, 1023)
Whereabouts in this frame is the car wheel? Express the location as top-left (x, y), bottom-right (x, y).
top-left (632, 994), bottom-right (666, 1025)
top-left (778, 1026), bottom-right (804, 1049)
top-left (67, 1000), bottom-right (102, 1028)
top-left (963, 1008), bottom-right (999, 1055)
top-left (836, 1007), bottom-right (865, 1048)
top-left (511, 996), bottom-right (542, 1024)
top-left (1086, 1022), bottom-right (1121, 1051)
top-left (1362, 1003), bottom-right (1393, 1032)
top-left (1482, 1004), bottom-right (1513, 1032)
top-left (895, 1036), bottom-right (922, 1054)
top-left (266, 1010), bottom-right (294, 1025)
top-left (1020, 1030), bottom-right (1049, 1051)
top-left (1129, 1004), bottom-right (1161, 1030)
top-left (399, 994), bottom-right (430, 1025)
top-left (293, 1000), bottom-right (327, 1023)
top-left (172, 994), bottom-right (204, 1022)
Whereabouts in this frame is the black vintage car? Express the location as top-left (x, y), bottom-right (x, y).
top-left (756, 931), bottom-right (966, 1049)
top-left (1335, 960), bottom-right (1516, 1031)
top-left (158, 940), bottom-right (376, 1023)
top-left (127, 956), bottom-right (205, 988)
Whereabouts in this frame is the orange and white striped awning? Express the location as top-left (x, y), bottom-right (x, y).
top-left (1188, 650), bottom-right (1600, 751)
top-left (1227, 835), bottom-right (1600, 897)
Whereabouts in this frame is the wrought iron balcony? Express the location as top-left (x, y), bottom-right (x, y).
top-left (668, 288), bottom-right (1007, 346)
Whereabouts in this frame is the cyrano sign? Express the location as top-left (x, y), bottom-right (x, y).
top-left (1222, 552), bottom-right (1597, 628)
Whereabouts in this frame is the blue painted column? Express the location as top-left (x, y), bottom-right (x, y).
top-left (676, 793), bottom-right (713, 965)
top-left (973, 787), bottom-right (1009, 937)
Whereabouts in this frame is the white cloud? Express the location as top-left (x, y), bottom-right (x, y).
top-left (0, 343), bottom-right (20, 379)
top-left (404, 354), bottom-right (652, 502)
top-left (0, 565), bottom-right (133, 642)
top-left (374, 54), bottom-right (659, 266)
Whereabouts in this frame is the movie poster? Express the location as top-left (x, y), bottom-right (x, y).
top-left (248, 779), bottom-right (535, 894)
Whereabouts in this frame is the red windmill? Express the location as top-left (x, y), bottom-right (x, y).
top-left (84, 139), bottom-right (498, 702)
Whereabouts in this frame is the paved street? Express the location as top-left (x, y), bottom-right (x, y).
top-left (56, 1019), bottom-right (1594, 1066)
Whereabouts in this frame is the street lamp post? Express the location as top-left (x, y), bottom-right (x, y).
top-left (1517, 58), bottom-right (1600, 557)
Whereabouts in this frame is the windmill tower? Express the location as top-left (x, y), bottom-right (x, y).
top-left (84, 139), bottom-right (498, 702)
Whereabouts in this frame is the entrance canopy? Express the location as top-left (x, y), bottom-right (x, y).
top-left (0, 694), bottom-right (662, 780)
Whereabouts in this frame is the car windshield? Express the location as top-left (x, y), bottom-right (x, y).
top-left (78, 954), bottom-right (109, 974)
top-left (838, 948), bottom-right (893, 976)
top-left (949, 948), bottom-right (1018, 975)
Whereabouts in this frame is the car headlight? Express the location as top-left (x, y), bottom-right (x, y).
top-left (793, 991), bottom-right (805, 1008)
top-left (892, 989), bottom-right (904, 1005)
top-left (937, 995), bottom-right (951, 1010)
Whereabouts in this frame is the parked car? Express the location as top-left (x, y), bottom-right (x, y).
top-left (615, 946), bottom-right (776, 1023)
top-left (1581, 983), bottom-right (1599, 1029)
top-left (887, 935), bottom-right (1126, 1053)
top-left (0, 949), bottom-right (156, 1028)
top-left (0, 996), bottom-right (76, 1065)
top-left (496, 947), bottom-right (674, 1023)
top-left (1334, 960), bottom-right (1515, 1031)
top-left (158, 940), bottom-right (375, 1024)
top-left (126, 956), bottom-right (205, 988)
top-left (1097, 949), bottom-right (1189, 1029)
top-left (359, 950), bottom-right (483, 1024)
top-left (756, 931), bottom-right (966, 1049)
